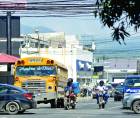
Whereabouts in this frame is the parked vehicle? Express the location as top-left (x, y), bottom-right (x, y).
top-left (122, 75), bottom-right (140, 113)
top-left (111, 82), bottom-right (120, 89)
top-left (114, 84), bottom-right (124, 101)
top-left (0, 84), bottom-right (36, 115)
top-left (123, 93), bottom-right (140, 114)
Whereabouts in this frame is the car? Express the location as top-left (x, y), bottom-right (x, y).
top-left (113, 84), bottom-right (124, 101)
top-left (122, 75), bottom-right (140, 113)
top-left (111, 82), bottom-right (120, 89)
top-left (0, 84), bottom-right (37, 115)
top-left (123, 93), bottom-right (140, 114)
top-left (106, 85), bottom-right (114, 97)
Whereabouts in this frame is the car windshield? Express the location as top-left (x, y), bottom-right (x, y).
top-left (111, 83), bottom-right (119, 88)
top-left (115, 84), bottom-right (124, 92)
top-left (16, 66), bottom-right (57, 76)
top-left (124, 77), bottom-right (140, 88)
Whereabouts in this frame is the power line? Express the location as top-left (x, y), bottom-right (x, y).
top-left (0, 0), bottom-right (98, 17)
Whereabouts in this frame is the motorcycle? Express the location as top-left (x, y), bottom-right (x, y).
top-left (64, 92), bottom-right (76, 110)
top-left (98, 90), bottom-right (105, 109)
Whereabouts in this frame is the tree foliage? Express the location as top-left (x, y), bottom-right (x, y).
top-left (95, 0), bottom-right (140, 44)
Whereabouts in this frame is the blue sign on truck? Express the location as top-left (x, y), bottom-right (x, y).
top-left (124, 75), bottom-right (140, 94)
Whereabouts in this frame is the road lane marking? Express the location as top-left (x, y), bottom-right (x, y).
top-left (107, 105), bottom-right (122, 110)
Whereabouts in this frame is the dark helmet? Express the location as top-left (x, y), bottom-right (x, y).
top-left (68, 78), bottom-right (73, 83)
top-left (99, 80), bottom-right (104, 86)
top-left (67, 78), bottom-right (73, 86)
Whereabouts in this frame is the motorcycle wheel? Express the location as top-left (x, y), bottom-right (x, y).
top-left (99, 104), bottom-right (102, 109)
top-left (64, 105), bottom-right (69, 110)
top-left (72, 105), bottom-right (76, 109)
top-left (102, 103), bottom-right (105, 109)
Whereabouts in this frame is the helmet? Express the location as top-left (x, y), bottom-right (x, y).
top-left (99, 80), bottom-right (104, 86)
top-left (68, 78), bottom-right (73, 83)
top-left (67, 78), bottom-right (73, 86)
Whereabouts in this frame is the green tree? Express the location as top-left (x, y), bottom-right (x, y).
top-left (95, 0), bottom-right (140, 44)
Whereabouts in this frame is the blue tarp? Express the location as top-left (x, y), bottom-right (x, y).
top-left (72, 82), bottom-right (80, 94)
top-left (64, 82), bottom-right (80, 95)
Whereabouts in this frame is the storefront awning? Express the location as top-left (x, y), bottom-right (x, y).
top-left (0, 53), bottom-right (19, 64)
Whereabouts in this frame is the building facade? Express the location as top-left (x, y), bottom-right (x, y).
top-left (19, 32), bottom-right (94, 86)
top-left (98, 59), bottom-right (138, 83)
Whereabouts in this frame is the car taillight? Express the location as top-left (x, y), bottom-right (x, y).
top-left (23, 93), bottom-right (33, 100)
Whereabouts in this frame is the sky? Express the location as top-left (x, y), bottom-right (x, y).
top-left (21, 16), bottom-right (111, 37)
top-left (1, 0), bottom-right (140, 58)
top-left (20, 13), bottom-right (140, 59)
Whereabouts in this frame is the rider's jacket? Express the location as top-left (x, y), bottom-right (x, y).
top-left (64, 82), bottom-right (80, 95)
top-left (64, 86), bottom-right (72, 92)
top-left (96, 86), bottom-right (108, 92)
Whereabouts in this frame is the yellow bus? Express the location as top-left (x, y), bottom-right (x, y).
top-left (14, 57), bottom-right (68, 108)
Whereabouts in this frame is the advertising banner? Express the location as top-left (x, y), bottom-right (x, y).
top-left (76, 60), bottom-right (92, 79)
top-left (76, 60), bottom-right (92, 71)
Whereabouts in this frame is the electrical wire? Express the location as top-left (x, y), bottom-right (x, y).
top-left (0, 0), bottom-right (98, 17)
top-left (0, 0), bottom-right (139, 58)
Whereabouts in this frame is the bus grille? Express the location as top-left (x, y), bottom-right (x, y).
top-left (22, 80), bottom-right (46, 94)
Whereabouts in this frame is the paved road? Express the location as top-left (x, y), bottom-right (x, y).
top-left (0, 98), bottom-right (139, 118)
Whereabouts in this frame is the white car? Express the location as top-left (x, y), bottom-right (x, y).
top-left (122, 92), bottom-right (140, 114)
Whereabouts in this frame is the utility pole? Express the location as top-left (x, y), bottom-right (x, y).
top-left (6, 11), bottom-right (12, 72)
top-left (7, 11), bottom-right (12, 55)
top-left (35, 29), bottom-right (40, 54)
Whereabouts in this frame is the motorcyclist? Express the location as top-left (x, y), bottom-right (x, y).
top-left (64, 78), bottom-right (74, 97)
top-left (64, 78), bottom-right (80, 102)
top-left (96, 80), bottom-right (109, 104)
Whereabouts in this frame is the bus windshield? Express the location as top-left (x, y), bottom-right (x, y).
top-left (124, 77), bottom-right (140, 88)
top-left (16, 66), bottom-right (57, 76)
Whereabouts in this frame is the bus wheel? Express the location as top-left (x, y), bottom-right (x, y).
top-left (50, 99), bottom-right (56, 108)
top-left (57, 98), bottom-right (64, 108)
top-left (57, 99), bottom-right (61, 108)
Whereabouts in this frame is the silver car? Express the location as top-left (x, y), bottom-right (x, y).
top-left (122, 92), bottom-right (140, 114)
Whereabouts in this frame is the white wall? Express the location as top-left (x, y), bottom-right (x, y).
top-left (20, 33), bottom-right (94, 82)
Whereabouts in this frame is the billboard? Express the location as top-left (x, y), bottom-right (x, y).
top-left (76, 60), bottom-right (92, 79)
top-left (76, 60), bottom-right (92, 71)
top-left (0, 0), bottom-right (27, 9)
